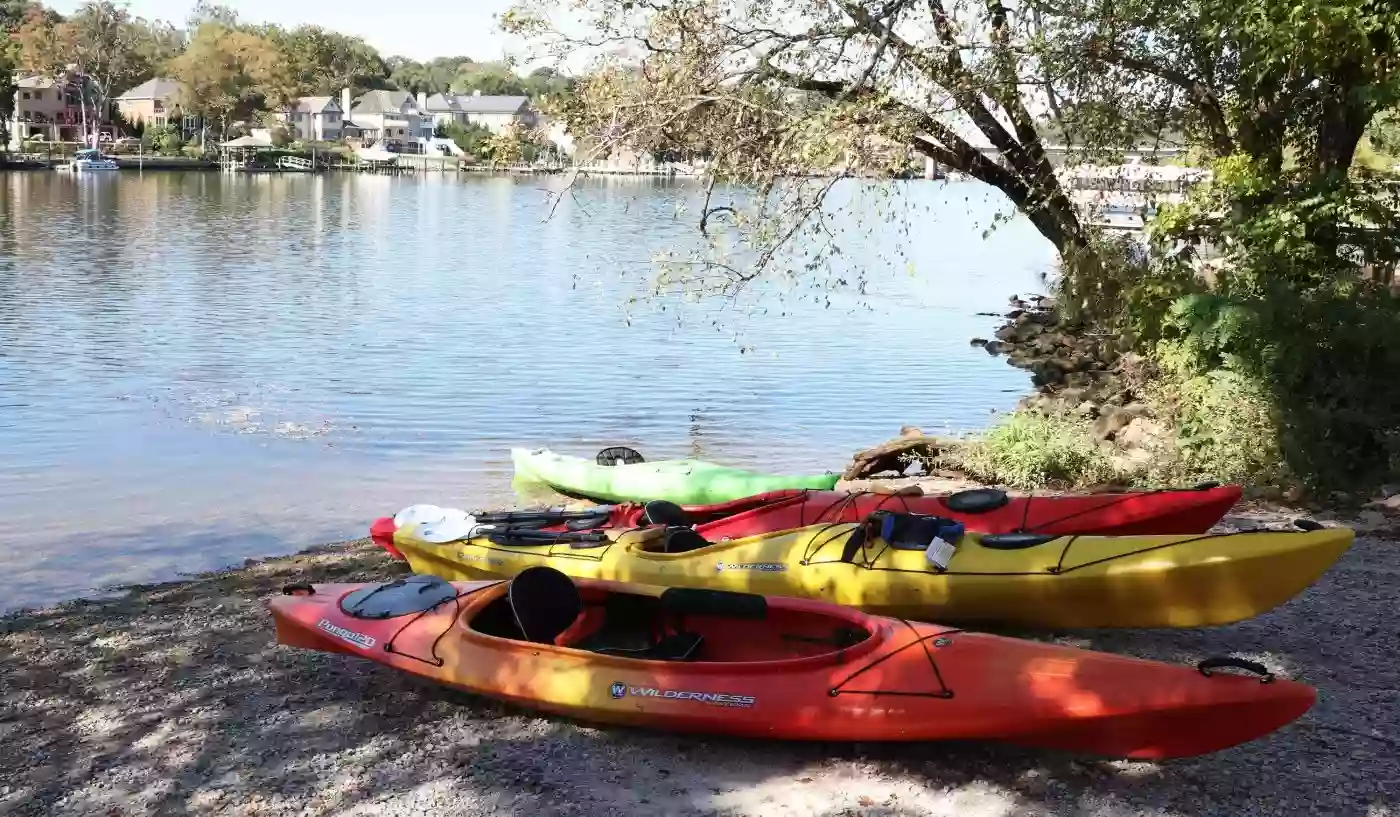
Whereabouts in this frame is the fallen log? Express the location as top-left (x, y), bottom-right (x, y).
top-left (843, 433), bottom-right (950, 480)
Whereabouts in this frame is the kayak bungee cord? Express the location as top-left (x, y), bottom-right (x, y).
top-left (803, 527), bottom-right (1289, 577)
top-left (800, 484), bottom-right (1226, 534)
top-left (828, 619), bottom-right (963, 699)
top-left (1010, 483), bottom-right (1222, 532)
top-left (383, 581), bottom-right (507, 668)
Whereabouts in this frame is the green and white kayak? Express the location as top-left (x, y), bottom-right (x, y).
top-left (510, 447), bottom-right (840, 505)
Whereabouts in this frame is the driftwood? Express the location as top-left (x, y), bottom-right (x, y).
top-left (843, 434), bottom-right (949, 480)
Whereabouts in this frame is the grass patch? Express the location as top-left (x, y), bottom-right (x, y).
top-left (945, 410), bottom-right (1119, 490)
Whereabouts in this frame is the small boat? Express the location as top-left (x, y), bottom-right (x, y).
top-left (380, 512), bottom-right (1353, 629)
top-left (57, 148), bottom-right (119, 172)
top-left (512, 446), bottom-right (839, 505)
top-left (374, 483), bottom-right (1243, 554)
top-left (270, 568), bottom-right (1315, 758)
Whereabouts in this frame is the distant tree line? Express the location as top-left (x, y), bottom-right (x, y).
top-left (0, 0), bottom-right (574, 145)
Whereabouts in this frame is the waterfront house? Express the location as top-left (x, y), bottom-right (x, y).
top-left (270, 96), bottom-right (344, 142)
top-left (115, 77), bottom-right (203, 141)
top-left (343, 88), bottom-right (432, 150)
top-left (420, 90), bottom-right (539, 135)
top-left (7, 73), bottom-right (89, 148)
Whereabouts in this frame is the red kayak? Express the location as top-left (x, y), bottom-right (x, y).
top-left (372, 484), bottom-right (1241, 559)
top-left (271, 567), bottom-right (1313, 758)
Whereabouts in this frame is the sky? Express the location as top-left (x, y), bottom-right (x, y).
top-left (46, 0), bottom-right (525, 62)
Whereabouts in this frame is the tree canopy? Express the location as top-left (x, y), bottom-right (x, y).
top-left (166, 21), bottom-right (282, 137)
top-left (505, 0), bottom-right (1400, 491)
top-left (3, 1), bottom-right (571, 141)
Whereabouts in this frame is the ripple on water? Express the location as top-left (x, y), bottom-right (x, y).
top-left (0, 172), bottom-right (1054, 610)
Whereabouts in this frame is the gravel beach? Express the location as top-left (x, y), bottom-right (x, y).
top-left (2, 505), bottom-right (1397, 817)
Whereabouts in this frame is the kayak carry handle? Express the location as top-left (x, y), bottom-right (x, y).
top-left (1197, 656), bottom-right (1274, 683)
top-left (1293, 518), bottom-right (1324, 531)
top-left (282, 582), bottom-right (315, 596)
top-left (1189, 480), bottom-right (1221, 491)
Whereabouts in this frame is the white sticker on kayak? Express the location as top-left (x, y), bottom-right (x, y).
top-left (609, 681), bottom-right (755, 708)
top-left (925, 537), bottom-right (957, 571)
top-left (317, 619), bottom-right (376, 649)
top-left (716, 561), bottom-right (787, 572)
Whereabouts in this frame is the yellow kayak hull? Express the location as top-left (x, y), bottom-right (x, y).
top-left (390, 523), bottom-right (1353, 629)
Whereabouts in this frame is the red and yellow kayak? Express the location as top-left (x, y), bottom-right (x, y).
top-left (371, 484), bottom-right (1242, 560)
top-left (270, 569), bottom-right (1314, 759)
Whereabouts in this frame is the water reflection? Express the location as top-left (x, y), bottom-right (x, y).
top-left (0, 171), bottom-right (1054, 610)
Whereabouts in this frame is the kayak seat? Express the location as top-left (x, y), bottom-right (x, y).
top-left (661, 587), bottom-right (768, 620)
top-left (597, 446), bottom-right (645, 465)
top-left (510, 567), bottom-right (583, 645)
top-left (572, 593), bottom-right (663, 654)
top-left (642, 500), bottom-right (690, 527)
top-left (570, 592), bottom-right (706, 661)
top-left (661, 527), bottom-right (711, 553)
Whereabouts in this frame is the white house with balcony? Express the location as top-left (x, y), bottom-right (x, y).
top-left (420, 90), bottom-right (538, 134)
top-left (8, 73), bottom-right (91, 148)
top-left (341, 88), bottom-right (432, 149)
top-left (270, 96), bottom-right (344, 142)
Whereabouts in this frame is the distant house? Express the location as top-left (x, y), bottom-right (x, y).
top-left (7, 73), bottom-right (92, 148)
top-left (421, 92), bottom-right (462, 129)
top-left (270, 96), bottom-right (344, 142)
top-left (461, 93), bottom-right (538, 134)
top-left (343, 88), bottom-right (432, 149)
top-left (115, 77), bottom-right (199, 137)
top-left (421, 90), bottom-right (538, 135)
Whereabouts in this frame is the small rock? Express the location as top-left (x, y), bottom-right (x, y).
top-left (1357, 510), bottom-right (1387, 530)
top-left (1057, 387), bottom-right (1087, 405)
top-left (970, 337), bottom-right (989, 347)
top-left (1093, 408), bottom-right (1134, 440)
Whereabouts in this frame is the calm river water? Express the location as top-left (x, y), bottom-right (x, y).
top-left (0, 171), bottom-right (1055, 610)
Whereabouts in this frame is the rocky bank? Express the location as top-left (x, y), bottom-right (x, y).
top-left (971, 295), bottom-right (1161, 447)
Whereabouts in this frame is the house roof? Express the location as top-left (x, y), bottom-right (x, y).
top-left (352, 89), bottom-right (416, 115)
top-left (16, 75), bottom-right (59, 89)
top-left (288, 96), bottom-right (341, 114)
top-left (118, 77), bottom-right (181, 101)
top-left (454, 94), bottom-right (530, 115)
top-left (423, 92), bottom-right (460, 112)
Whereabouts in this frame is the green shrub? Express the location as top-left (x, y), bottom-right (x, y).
top-left (946, 411), bottom-right (1118, 490)
top-left (145, 124), bottom-right (185, 156)
top-left (1137, 348), bottom-right (1288, 487)
top-left (1051, 155), bottom-right (1400, 494)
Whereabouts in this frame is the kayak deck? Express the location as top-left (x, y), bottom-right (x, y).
top-left (270, 571), bottom-right (1315, 758)
top-left (386, 520), bottom-right (1354, 629)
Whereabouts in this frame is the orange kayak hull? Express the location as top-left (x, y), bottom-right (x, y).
top-left (269, 578), bottom-right (1313, 759)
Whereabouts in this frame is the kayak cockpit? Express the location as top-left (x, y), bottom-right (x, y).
top-left (466, 566), bottom-right (875, 664)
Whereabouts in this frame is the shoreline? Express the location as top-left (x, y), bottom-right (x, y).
top-left (3, 493), bottom-right (1397, 815)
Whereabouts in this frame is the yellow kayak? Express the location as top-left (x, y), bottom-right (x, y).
top-left (388, 520), bottom-right (1353, 629)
